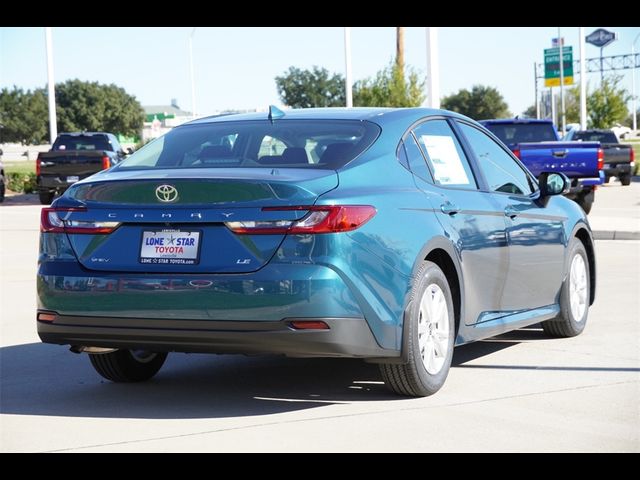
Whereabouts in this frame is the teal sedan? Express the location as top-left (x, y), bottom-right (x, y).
top-left (37, 107), bottom-right (596, 396)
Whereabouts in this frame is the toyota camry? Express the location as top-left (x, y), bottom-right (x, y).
top-left (37, 107), bottom-right (596, 396)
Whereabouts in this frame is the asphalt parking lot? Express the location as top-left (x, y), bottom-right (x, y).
top-left (1, 190), bottom-right (638, 452)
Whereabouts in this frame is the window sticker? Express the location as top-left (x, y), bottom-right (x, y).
top-left (420, 135), bottom-right (471, 185)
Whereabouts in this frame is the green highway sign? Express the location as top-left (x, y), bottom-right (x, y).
top-left (544, 46), bottom-right (573, 87)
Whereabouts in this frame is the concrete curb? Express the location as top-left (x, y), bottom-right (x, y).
top-left (593, 230), bottom-right (640, 240)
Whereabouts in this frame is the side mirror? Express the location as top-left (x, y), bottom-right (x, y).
top-left (539, 172), bottom-right (571, 197)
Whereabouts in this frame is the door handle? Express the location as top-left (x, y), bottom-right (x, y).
top-left (440, 202), bottom-right (460, 216)
top-left (552, 149), bottom-right (568, 158)
top-left (504, 206), bottom-right (518, 219)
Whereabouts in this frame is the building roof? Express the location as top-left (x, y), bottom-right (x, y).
top-left (143, 105), bottom-right (191, 117)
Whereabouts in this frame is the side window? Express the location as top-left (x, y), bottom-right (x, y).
top-left (396, 142), bottom-right (409, 170)
top-left (458, 123), bottom-right (534, 196)
top-left (413, 120), bottom-right (477, 189)
top-left (404, 134), bottom-right (432, 182)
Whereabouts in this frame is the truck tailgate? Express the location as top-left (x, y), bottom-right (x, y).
top-left (517, 141), bottom-right (601, 178)
top-left (38, 151), bottom-right (106, 178)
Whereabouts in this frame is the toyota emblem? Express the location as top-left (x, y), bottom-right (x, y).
top-left (155, 184), bottom-right (178, 203)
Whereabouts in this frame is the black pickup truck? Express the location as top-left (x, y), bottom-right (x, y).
top-left (36, 132), bottom-right (130, 204)
top-left (564, 129), bottom-right (635, 185)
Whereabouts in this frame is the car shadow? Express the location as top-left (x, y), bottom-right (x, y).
top-left (0, 193), bottom-right (40, 206)
top-left (0, 327), bottom-right (546, 420)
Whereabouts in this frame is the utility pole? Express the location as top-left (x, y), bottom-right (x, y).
top-left (344, 27), bottom-right (353, 108)
top-left (558, 28), bottom-right (566, 136)
top-left (189, 28), bottom-right (197, 119)
top-left (579, 27), bottom-right (587, 130)
top-left (425, 27), bottom-right (440, 109)
top-left (45, 27), bottom-right (57, 144)
top-left (632, 32), bottom-right (640, 132)
top-left (534, 62), bottom-right (540, 119)
top-left (396, 27), bottom-right (405, 74)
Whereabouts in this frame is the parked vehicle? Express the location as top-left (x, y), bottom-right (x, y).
top-left (480, 119), bottom-right (604, 214)
top-left (564, 129), bottom-right (635, 185)
top-left (610, 123), bottom-right (633, 140)
top-left (37, 108), bottom-right (596, 397)
top-left (36, 132), bottom-right (128, 205)
top-left (0, 158), bottom-right (5, 203)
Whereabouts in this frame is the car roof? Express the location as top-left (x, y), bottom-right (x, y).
top-left (58, 132), bottom-right (112, 136)
top-left (185, 107), bottom-right (474, 127)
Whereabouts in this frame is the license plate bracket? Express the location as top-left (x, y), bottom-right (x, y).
top-left (139, 229), bottom-right (201, 265)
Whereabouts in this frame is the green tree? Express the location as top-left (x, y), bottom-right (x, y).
top-left (353, 62), bottom-right (425, 107)
top-left (441, 85), bottom-right (511, 120)
top-left (522, 104), bottom-right (537, 118)
top-left (0, 87), bottom-right (48, 144)
top-left (275, 66), bottom-right (345, 108)
top-left (54, 79), bottom-right (144, 136)
top-left (587, 76), bottom-right (630, 128)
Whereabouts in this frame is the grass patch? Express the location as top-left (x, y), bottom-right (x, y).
top-left (2, 161), bottom-right (35, 176)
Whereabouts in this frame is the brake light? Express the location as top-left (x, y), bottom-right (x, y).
top-left (226, 205), bottom-right (376, 235)
top-left (513, 148), bottom-right (521, 159)
top-left (36, 155), bottom-right (41, 176)
top-left (630, 147), bottom-right (635, 166)
top-left (102, 155), bottom-right (110, 170)
top-left (40, 207), bottom-right (120, 234)
top-left (597, 148), bottom-right (604, 170)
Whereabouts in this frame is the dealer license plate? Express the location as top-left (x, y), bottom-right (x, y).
top-left (140, 230), bottom-right (201, 265)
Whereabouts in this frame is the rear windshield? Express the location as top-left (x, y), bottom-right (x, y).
top-left (485, 123), bottom-right (557, 146)
top-left (116, 120), bottom-right (380, 170)
top-left (53, 134), bottom-right (112, 151)
top-left (573, 131), bottom-right (617, 143)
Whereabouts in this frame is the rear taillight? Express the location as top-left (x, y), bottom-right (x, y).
top-left (597, 148), bottom-right (604, 170)
top-left (513, 148), bottom-right (521, 159)
top-left (225, 205), bottom-right (376, 235)
top-left (36, 155), bottom-right (41, 176)
top-left (101, 155), bottom-right (110, 170)
top-left (40, 208), bottom-right (120, 234)
top-left (630, 147), bottom-right (635, 166)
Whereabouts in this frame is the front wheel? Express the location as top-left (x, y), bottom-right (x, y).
top-left (379, 261), bottom-right (455, 397)
top-left (89, 349), bottom-right (167, 382)
top-left (542, 239), bottom-right (590, 337)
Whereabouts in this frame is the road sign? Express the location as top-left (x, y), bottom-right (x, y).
top-left (544, 46), bottom-right (574, 87)
top-left (586, 29), bottom-right (618, 48)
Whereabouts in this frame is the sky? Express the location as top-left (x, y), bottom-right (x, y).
top-left (1, 26), bottom-right (639, 117)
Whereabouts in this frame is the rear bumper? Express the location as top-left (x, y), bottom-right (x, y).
top-left (604, 164), bottom-right (632, 177)
top-left (37, 174), bottom-right (93, 191)
top-left (37, 314), bottom-right (397, 359)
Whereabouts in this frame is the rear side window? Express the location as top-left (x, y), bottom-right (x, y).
top-left (413, 120), bottom-right (477, 189)
top-left (53, 135), bottom-right (112, 151)
top-left (118, 120), bottom-right (380, 170)
top-left (573, 131), bottom-right (617, 143)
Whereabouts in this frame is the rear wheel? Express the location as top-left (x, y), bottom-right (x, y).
top-left (0, 180), bottom-right (5, 203)
top-left (542, 238), bottom-right (590, 337)
top-left (575, 191), bottom-right (593, 214)
top-left (39, 190), bottom-right (55, 205)
top-left (89, 349), bottom-right (167, 382)
top-left (379, 261), bottom-right (455, 397)
top-left (620, 174), bottom-right (631, 186)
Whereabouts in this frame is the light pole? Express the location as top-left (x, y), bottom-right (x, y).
top-left (425, 27), bottom-right (440, 109)
top-left (45, 27), bottom-right (57, 143)
top-left (558, 28), bottom-right (566, 136)
top-left (632, 32), bottom-right (640, 132)
top-left (189, 27), bottom-right (197, 120)
top-left (579, 27), bottom-right (587, 130)
top-left (344, 27), bottom-right (353, 108)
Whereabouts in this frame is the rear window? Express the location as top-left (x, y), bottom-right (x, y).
top-left (117, 120), bottom-right (380, 170)
top-left (573, 131), bottom-right (617, 143)
top-left (485, 123), bottom-right (557, 146)
top-left (53, 134), bottom-right (112, 151)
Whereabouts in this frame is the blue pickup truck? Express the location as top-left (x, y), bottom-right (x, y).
top-left (480, 119), bottom-right (604, 214)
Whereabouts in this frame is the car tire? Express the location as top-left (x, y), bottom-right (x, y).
top-left (39, 190), bottom-right (55, 205)
top-left (604, 175), bottom-right (611, 184)
top-left (0, 180), bottom-right (5, 203)
top-left (575, 192), bottom-right (593, 214)
top-left (379, 261), bottom-right (455, 397)
top-left (620, 174), bottom-right (631, 186)
top-left (89, 349), bottom-right (167, 382)
top-left (542, 238), bottom-right (590, 338)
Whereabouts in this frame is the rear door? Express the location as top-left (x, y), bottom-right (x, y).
top-left (456, 121), bottom-right (566, 311)
top-left (405, 119), bottom-right (509, 326)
